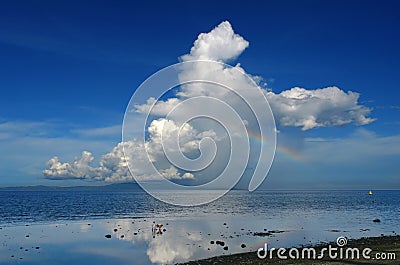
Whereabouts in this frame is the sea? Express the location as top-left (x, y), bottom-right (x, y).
top-left (0, 190), bottom-right (399, 264)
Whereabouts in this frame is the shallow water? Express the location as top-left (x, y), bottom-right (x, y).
top-left (0, 190), bottom-right (399, 264)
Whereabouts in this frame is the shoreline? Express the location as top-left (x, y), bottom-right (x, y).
top-left (179, 235), bottom-right (400, 264)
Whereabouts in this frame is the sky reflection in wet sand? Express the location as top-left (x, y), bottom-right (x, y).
top-left (0, 213), bottom-right (398, 265)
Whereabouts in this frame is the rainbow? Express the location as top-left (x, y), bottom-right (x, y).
top-left (246, 129), bottom-right (303, 163)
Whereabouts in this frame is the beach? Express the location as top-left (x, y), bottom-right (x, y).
top-left (181, 235), bottom-right (400, 264)
top-left (0, 216), bottom-right (398, 265)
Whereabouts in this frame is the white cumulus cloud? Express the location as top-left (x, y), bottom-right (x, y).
top-left (43, 20), bottom-right (375, 183)
top-left (180, 21), bottom-right (249, 62)
top-left (266, 86), bottom-right (375, 130)
top-left (43, 151), bottom-right (96, 180)
top-left (43, 119), bottom-right (211, 182)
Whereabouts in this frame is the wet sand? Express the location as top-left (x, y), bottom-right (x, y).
top-left (180, 235), bottom-right (400, 264)
top-left (1, 217), bottom-right (398, 264)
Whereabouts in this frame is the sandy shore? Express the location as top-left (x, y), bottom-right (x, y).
top-left (179, 235), bottom-right (400, 264)
top-left (1, 217), bottom-right (398, 264)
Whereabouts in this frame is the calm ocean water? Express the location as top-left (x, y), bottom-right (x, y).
top-left (0, 190), bottom-right (399, 264)
top-left (0, 190), bottom-right (399, 225)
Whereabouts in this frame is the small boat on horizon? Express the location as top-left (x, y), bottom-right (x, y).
top-left (369, 190), bottom-right (373, 195)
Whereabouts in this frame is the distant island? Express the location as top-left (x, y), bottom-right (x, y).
top-left (0, 182), bottom-right (255, 192)
top-left (0, 182), bottom-right (143, 191)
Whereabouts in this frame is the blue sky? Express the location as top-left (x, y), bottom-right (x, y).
top-left (0, 0), bottom-right (399, 188)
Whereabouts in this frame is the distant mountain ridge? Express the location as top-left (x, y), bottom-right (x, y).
top-left (0, 182), bottom-right (143, 191)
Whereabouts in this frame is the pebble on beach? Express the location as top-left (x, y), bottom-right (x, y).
top-left (105, 234), bottom-right (112, 238)
top-left (373, 218), bottom-right (381, 222)
top-left (216, 240), bottom-right (225, 246)
top-left (253, 232), bottom-right (272, 237)
top-left (241, 243), bottom-right (246, 248)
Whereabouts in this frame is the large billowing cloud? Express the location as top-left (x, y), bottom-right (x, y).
top-left (43, 21), bottom-right (375, 182)
top-left (136, 21), bottom-right (374, 130)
